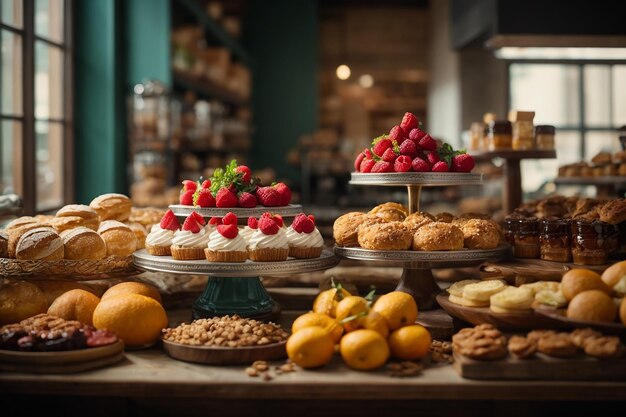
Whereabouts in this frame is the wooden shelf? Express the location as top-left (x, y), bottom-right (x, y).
top-left (553, 176), bottom-right (626, 186)
top-left (470, 149), bottom-right (557, 161)
top-left (173, 72), bottom-right (248, 106)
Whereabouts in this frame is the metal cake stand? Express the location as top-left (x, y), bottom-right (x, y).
top-left (132, 206), bottom-right (338, 321)
top-left (337, 172), bottom-right (507, 310)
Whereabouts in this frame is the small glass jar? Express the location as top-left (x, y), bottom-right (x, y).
top-left (511, 217), bottom-right (540, 258)
top-left (571, 220), bottom-right (619, 265)
top-left (504, 218), bottom-right (518, 246)
top-left (469, 122), bottom-right (485, 151)
top-left (512, 121), bottom-right (534, 150)
top-left (535, 125), bottom-right (555, 150)
top-left (540, 218), bottom-right (571, 262)
top-left (488, 120), bottom-right (512, 150)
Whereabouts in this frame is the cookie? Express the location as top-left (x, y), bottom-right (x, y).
top-left (507, 335), bottom-right (537, 359)
top-left (448, 294), bottom-right (489, 308)
top-left (526, 330), bottom-right (557, 343)
top-left (452, 324), bottom-right (507, 361)
top-left (446, 279), bottom-right (480, 298)
top-left (462, 280), bottom-right (507, 303)
top-left (583, 336), bottom-right (625, 358)
top-left (570, 328), bottom-right (602, 348)
top-left (537, 332), bottom-right (578, 358)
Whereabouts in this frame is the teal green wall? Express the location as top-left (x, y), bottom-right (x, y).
top-left (124, 0), bottom-right (171, 87)
top-left (245, 0), bottom-right (319, 182)
top-left (75, 0), bottom-right (126, 203)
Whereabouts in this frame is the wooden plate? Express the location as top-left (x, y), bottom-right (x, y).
top-left (436, 293), bottom-right (562, 330)
top-left (162, 338), bottom-right (287, 365)
top-left (0, 256), bottom-right (139, 280)
top-left (534, 307), bottom-right (626, 336)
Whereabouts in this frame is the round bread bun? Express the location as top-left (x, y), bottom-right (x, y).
top-left (412, 222), bottom-right (464, 251)
top-left (56, 204), bottom-right (100, 231)
top-left (357, 221), bottom-right (412, 250)
top-left (4, 216), bottom-right (40, 232)
top-left (601, 261), bottom-right (626, 297)
top-left (15, 227), bottom-right (64, 260)
top-left (566, 290), bottom-right (617, 323)
top-left (333, 212), bottom-right (384, 247)
top-left (125, 222), bottom-right (148, 250)
top-left (98, 220), bottom-right (137, 257)
top-left (0, 280), bottom-right (49, 325)
top-left (0, 230), bottom-right (8, 258)
top-left (460, 219), bottom-right (500, 250)
top-left (48, 215), bottom-right (96, 234)
top-left (89, 193), bottom-right (132, 222)
top-left (369, 202), bottom-right (408, 217)
top-left (403, 212), bottom-right (434, 233)
top-left (560, 269), bottom-right (610, 301)
top-left (6, 223), bottom-right (45, 258)
top-left (620, 297), bottom-right (626, 325)
top-left (61, 227), bottom-right (107, 260)
top-left (47, 289), bottom-right (101, 326)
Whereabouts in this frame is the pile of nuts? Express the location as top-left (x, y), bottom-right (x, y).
top-left (245, 360), bottom-right (297, 381)
top-left (162, 315), bottom-right (289, 347)
top-left (430, 340), bottom-right (454, 364)
top-left (386, 361), bottom-right (424, 377)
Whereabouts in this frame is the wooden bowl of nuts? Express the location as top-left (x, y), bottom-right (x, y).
top-left (161, 315), bottom-right (289, 365)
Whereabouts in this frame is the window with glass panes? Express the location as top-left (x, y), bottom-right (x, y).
top-left (0, 0), bottom-right (72, 214)
top-left (508, 62), bottom-right (626, 193)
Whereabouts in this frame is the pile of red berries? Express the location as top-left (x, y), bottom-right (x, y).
top-left (354, 112), bottom-right (475, 173)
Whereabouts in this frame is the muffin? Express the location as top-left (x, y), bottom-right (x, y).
top-left (248, 214), bottom-right (289, 261)
top-left (205, 213), bottom-right (248, 262)
top-left (145, 210), bottom-right (180, 256)
top-left (170, 213), bottom-right (210, 260)
top-left (286, 214), bottom-right (324, 258)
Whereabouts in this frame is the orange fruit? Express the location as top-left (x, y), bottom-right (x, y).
top-left (372, 291), bottom-right (418, 331)
top-left (312, 286), bottom-right (351, 318)
top-left (340, 329), bottom-right (389, 370)
top-left (101, 281), bottom-right (162, 304)
top-left (286, 326), bottom-right (335, 368)
top-left (561, 269), bottom-right (610, 301)
top-left (388, 324), bottom-right (432, 360)
top-left (92, 293), bottom-right (168, 347)
top-left (352, 310), bottom-right (389, 338)
top-left (335, 296), bottom-right (369, 332)
top-left (291, 312), bottom-right (343, 343)
top-left (47, 289), bottom-right (101, 326)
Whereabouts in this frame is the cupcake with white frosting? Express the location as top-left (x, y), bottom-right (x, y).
top-left (286, 213), bottom-right (324, 259)
top-left (205, 212), bottom-right (248, 262)
top-left (239, 217), bottom-right (258, 244)
top-left (170, 212), bottom-right (210, 260)
top-left (145, 210), bottom-right (179, 256)
top-left (248, 213), bottom-right (289, 261)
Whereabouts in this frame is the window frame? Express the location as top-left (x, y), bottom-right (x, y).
top-left (0, 0), bottom-right (73, 214)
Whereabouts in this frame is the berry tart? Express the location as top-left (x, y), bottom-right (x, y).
top-left (247, 213), bottom-right (289, 261)
top-left (286, 214), bottom-right (324, 258)
top-left (205, 212), bottom-right (248, 263)
top-left (239, 216), bottom-right (258, 244)
top-left (145, 210), bottom-right (180, 256)
top-left (170, 212), bottom-right (210, 260)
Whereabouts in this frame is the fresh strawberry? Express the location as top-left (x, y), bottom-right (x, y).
top-left (221, 212), bottom-right (237, 226)
top-left (182, 180), bottom-right (197, 192)
top-left (371, 161), bottom-right (393, 173)
top-left (190, 211), bottom-right (206, 225)
top-left (394, 155), bottom-right (412, 172)
top-left (432, 161), bottom-right (450, 172)
top-left (381, 147), bottom-right (398, 163)
top-left (411, 157), bottom-right (431, 172)
top-left (399, 139), bottom-right (418, 158)
top-left (400, 112), bottom-right (419, 132)
top-left (258, 216), bottom-right (279, 235)
top-left (426, 152), bottom-right (440, 165)
top-left (159, 210), bottom-right (180, 231)
top-left (409, 128), bottom-right (427, 142)
top-left (234, 165), bottom-right (252, 183)
top-left (292, 213), bottom-right (315, 233)
top-left (238, 192), bottom-right (257, 208)
top-left (201, 179), bottom-right (211, 189)
top-left (179, 189), bottom-right (194, 205)
top-left (261, 212), bottom-right (272, 218)
top-left (256, 186), bottom-right (281, 207)
top-left (247, 217), bottom-right (258, 229)
top-left (451, 153), bottom-right (475, 172)
top-left (194, 188), bottom-right (216, 208)
top-left (354, 150), bottom-right (367, 172)
top-left (273, 182), bottom-right (292, 206)
top-left (359, 158), bottom-right (376, 173)
top-left (215, 187), bottom-right (238, 208)
top-left (182, 214), bottom-right (201, 233)
top-left (418, 134), bottom-right (437, 151)
top-left (388, 125), bottom-right (407, 145)
top-left (217, 224), bottom-right (238, 239)
top-left (307, 214), bottom-right (315, 223)
top-left (372, 136), bottom-right (392, 157)
top-left (209, 217), bottom-right (222, 226)
top-left (273, 214), bottom-right (284, 228)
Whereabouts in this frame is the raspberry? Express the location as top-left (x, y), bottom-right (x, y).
top-left (411, 157), bottom-right (430, 172)
top-left (179, 189), bottom-right (194, 205)
top-left (182, 214), bottom-right (201, 233)
top-left (291, 213), bottom-right (314, 233)
top-left (426, 152), bottom-right (440, 165)
top-left (394, 155), bottom-right (412, 172)
top-left (371, 161), bottom-right (393, 173)
top-left (238, 192), bottom-right (257, 208)
top-left (354, 150), bottom-right (367, 172)
top-left (399, 139), bottom-right (418, 158)
top-left (307, 214), bottom-right (315, 223)
top-left (258, 216), bottom-right (279, 235)
top-left (159, 210), bottom-right (180, 231)
top-left (190, 211), bottom-right (206, 226)
top-left (381, 147), bottom-right (398, 163)
top-left (409, 128), bottom-right (427, 142)
top-left (418, 134), bottom-right (437, 151)
top-left (217, 224), bottom-right (238, 239)
top-left (388, 125), bottom-right (407, 145)
top-left (359, 158), bottom-right (376, 173)
top-left (222, 212), bottom-right (237, 226)
top-left (400, 112), bottom-right (419, 132)
top-left (247, 217), bottom-right (258, 229)
top-left (372, 137), bottom-right (392, 157)
top-left (431, 161), bottom-right (450, 172)
top-left (273, 214), bottom-right (284, 228)
top-left (215, 188), bottom-right (238, 208)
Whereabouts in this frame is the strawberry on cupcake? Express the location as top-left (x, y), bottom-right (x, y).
top-left (145, 210), bottom-right (180, 256)
top-left (239, 216), bottom-right (258, 244)
top-left (205, 212), bottom-right (248, 263)
top-left (286, 214), bottom-right (324, 259)
top-left (170, 212), bottom-right (210, 260)
top-left (247, 213), bottom-right (289, 262)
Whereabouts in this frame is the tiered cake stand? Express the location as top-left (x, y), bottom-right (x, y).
top-left (334, 172), bottom-right (509, 310)
top-left (133, 204), bottom-right (338, 320)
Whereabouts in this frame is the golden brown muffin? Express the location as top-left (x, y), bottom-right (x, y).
top-left (48, 215), bottom-right (97, 234)
top-left (0, 280), bottom-right (49, 325)
top-left (125, 222), bottom-right (148, 250)
top-left (4, 216), bottom-right (40, 232)
top-left (98, 220), bottom-right (137, 257)
top-left (0, 230), bottom-right (7, 258)
top-left (60, 227), bottom-right (107, 260)
top-left (89, 193), bottom-right (132, 222)
top-left (567, 290), bottom-right (617, 323)
top-left (412, 222), bottom-right (464, 251)
top-left (434, 212), bottom-right (455, 223)
top-left (357, 221), bottom-right (413, 250)
top-left (598, 199), bottom-right (626, 225)
top-left (333, 212), bottom-right (384, 247)
top-left (56, 204), bottom-right (100, 231)
top-left (403, 211), bottom-right (434, 233)
top-left (460, 219), bottom-right (501, 249)
top-left (15, 227), bottom-right (64, 260)
top-left (7, 223), bottom-right (51, 259)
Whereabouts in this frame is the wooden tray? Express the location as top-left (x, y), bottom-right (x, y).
top-left (534, 307), bottom-right (626, 336)
top-left (0, 256), bottom-right (139, 280)
top-left (436, 293), bottom-right (562, 330)
top-left (454, 352), bottom-right (626, 381)
top-left (162, 338), bottom-right (287, 365)
top-left (480, 258), bottom-right (612, 285)
top-left (0, 340), bottom-right (125, 373)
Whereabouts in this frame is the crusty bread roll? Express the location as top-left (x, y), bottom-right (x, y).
top-left (125, 222), bottom-right (148, 250)
top-left (8, 223), bottom-right (52, 259)
top-left (56, 204), bottom-right (99, 230)
top-left (0, 280), bottom-right (49, 325)
top-left (4, 216), bottom-right (40, 232)
top-left (89, 193), bottom-right (132, 222)
top-left (0, 230), bottom-right (7, 258)
top-left (460, 219), bottom-right (500, 250)
top-left (48, 215), bottom-right (96, 234)
top-left (412, 222), bottom-right (464, 251)
top-left (16, 227), bottom-right (64, 260)
top-left (61, 227), bottom-right (107, 260)
top-left (98, 220), bottom-right (137, 257)
top-left (566, 290), bottom-right (617, 323)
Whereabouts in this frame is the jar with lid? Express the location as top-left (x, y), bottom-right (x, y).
top-left (539, 218), bottom-right (571, 262)
top-left (488, 120), bottom-right (512, 150)
top-left (571, 220), bottom-right (619, 265)
top-left (535, 125), bottom-right (555, 150)
top-left (512, 121), bottom-right (534, 150)
top-left (509, 217), bottom-right (540, 258)
top-left (469, 122), bottom-right (485, 151)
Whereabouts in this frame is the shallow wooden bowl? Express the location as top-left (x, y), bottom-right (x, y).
top-left (162, 338), bottom-right (287, 365)
top-left (534, 307), bottom-right (626, 336)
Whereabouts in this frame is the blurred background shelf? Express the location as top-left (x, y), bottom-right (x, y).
top-left (173, 71), bottom-right (248, 106)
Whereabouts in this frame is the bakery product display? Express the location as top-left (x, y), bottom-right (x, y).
top-left (286, 214), bottom-right (324, 259)
top-left (452, 324), bottom-right (507, 360)
top-left (333, 212), bottom-right (384, 247)
top-left (238, 217), bottom-right (257, 244)
top-left (145, 210), bottom-right (180, 256)
top-left (369, 202), bottom-right (408, 222)
top-left (170, 213), bottom-right (210, 260)
top-left (460, 219), bottom-right (501, 250)
top-left (60, 227), bottom-right (107, 260)
top-left (358, 222), bottom-right (413, 251)
top-left (98, 220), bottom-right (137, 258)
top-left (89, 193), bottom-right (133, 222)
top-left (247, 214), bottom-right (289, 261)
top-left (566, 290), bottom-right (617, 323)
top-left (205, 212), bottom-right (248, 262)
top-left (15, 227), bottom-right (64, 261)
top-left (412, 222), bottom-right (464, 251)
top-left (126, 222), bottom-right (148, 250)
top-left (55, 204), bottom-right (100, 231)
top-left (601, 260), bottom-right (626, 296)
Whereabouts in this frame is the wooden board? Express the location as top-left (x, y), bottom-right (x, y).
top-left (454, 352), bottom-right (626, 381)
top-left (534, 307), bottom-right (626, 336)
top-left (162, 339), bottom-right (287, 365)
top-left (480, 258), bottom-right (612, 285)
top-left (436, 293), bottom-right (561, 330)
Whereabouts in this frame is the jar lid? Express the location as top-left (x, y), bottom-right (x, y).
top-left (489, 120), bottom-right (512, 134)
top-left (535, 125), bottom-right (555, 134)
